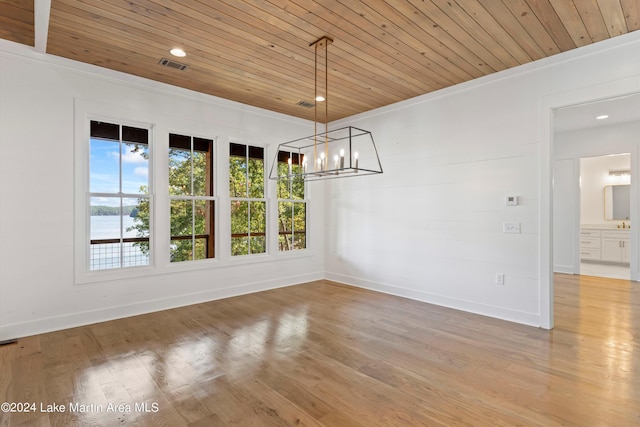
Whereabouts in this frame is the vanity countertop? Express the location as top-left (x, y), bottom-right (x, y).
top-left (581, 224), bottom-right (630, 230)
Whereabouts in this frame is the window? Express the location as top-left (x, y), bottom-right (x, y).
top-left (276, 151), bottom-right (307, 251)
top-left (169, 133), bottom-right (215, 262)
top-left (89, 120), bottom-right (150, 270)
top-left (229, 143), bottom-right (266, 256)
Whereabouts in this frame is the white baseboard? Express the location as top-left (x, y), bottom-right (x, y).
top-left (553, 264), bottom-right (577, 274)
top-left (325, 272), bottom-right (542, 327)
top-left (0, 272), bottom-right (323, 341)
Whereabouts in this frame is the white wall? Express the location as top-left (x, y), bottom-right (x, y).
top-left (0, 41), bottom-right (324, 340)
top-left (325, 31), bottom-right (640, 327)
top-left (553, 158), bottom-right (579, 274)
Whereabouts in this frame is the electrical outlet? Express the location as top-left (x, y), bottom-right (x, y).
top-left (503, 222), bottom-right (521, 234)
top-left (496, 273), bottom-right (505, 285)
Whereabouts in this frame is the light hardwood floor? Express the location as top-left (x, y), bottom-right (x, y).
top-left (1, 275), bottom-right (639, 426)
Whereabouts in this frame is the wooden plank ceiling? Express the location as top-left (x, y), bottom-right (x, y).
top-left (0, 0), bottom-right (33, 46)
top-left (3, 1), bottom-right (640, 121)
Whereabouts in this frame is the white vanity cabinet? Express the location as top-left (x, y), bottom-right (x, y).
top-left (580, 228), bottom-right (630, 264)
top-left (601, 230), bottom-right (630, 263)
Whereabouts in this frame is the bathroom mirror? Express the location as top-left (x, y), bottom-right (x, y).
top-left (604, 184), bottom-right (630, 220)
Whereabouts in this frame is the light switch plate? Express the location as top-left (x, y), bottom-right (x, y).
top-left (503, 222), bottom-right (521, 234)
top-left (506, 196), bottom-right (518, 206)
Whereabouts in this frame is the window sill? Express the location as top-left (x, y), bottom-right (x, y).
top-left (75, 250), bottom-right (315, 285)
top-left (74, 264), bottom-right (158, 286)
top-left (225, 249), bottom-right (314, 265)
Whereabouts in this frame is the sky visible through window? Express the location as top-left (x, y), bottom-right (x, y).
top-left (90, 138), bottom-right (148, 207)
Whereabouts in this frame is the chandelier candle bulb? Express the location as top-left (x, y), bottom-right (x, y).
top-left (354, 151), bottom-right (359, 172)
top-left (287, 157), bottom-right (292, 177)
top-left (340, 149), bottom-right (345, 168)
top-left (334, 155), bottom-right (339, 170)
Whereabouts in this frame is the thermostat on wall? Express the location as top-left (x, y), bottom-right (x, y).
top-left (506, 196), bottom-right (519, 206)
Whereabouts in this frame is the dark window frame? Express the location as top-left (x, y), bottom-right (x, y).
top-left (276, 150), bottom-right (307, 252)
top-left (229, 142), bottom-right (267, 256)
top-left (89, 120), bottom-right (151, 270)
top-left (169, 133), bottom-right (216, 262)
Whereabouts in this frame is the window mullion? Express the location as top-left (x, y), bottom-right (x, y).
top-left (118, 126), bottom-right (124, 267)
top-left (190, 137), bottom-right (195, 196)
top-left (291, 202), bottom-right (296, 244)
top-left (119, 198), bottom-right (124, 267)
top-left (245, 150), bottom-right (249, 198)
top-left (191, 199), bottom-right (196, 261)
top-left (190, 138), bottom-right (195, 261)
top-left (119, 126), bottom-right (123, 195)
top-left (247, 201), bottom-right (252, 254)
top-left (289, 177), bottom-right (293, 200)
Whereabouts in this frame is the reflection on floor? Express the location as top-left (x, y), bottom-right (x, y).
top-left (580, 262), bottom-right (630, 280)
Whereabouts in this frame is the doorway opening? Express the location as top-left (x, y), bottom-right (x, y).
top-left (552, 93), bottom-right (640, 287)
top-left (579, 153), bottom-right (630, 280)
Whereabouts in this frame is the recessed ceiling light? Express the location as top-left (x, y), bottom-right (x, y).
top-left (315, 96), bottom-right (325, 102)
top-left (596, 115), bottom-right (609, 120)
top-left (170, 48), bottom-right (186, 57)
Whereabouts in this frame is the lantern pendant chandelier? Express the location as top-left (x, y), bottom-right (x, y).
top-left (269, 36), bottom-right (383, 182)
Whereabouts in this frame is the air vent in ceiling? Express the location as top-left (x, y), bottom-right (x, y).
top-left (296, 100), bottom-right (314, 108)
top-left (158, 57), bottom-right (189, 71)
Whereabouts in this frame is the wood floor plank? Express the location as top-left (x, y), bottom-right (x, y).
top-left (0, 340), bottom-right (15, 427)
top-left (1, 275), bottom-right (639, 425)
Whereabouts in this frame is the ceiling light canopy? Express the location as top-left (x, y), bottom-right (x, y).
top-left (170, 48), bottom-right (186, 57)
top-left (269, 36), bottom-right (382, 182)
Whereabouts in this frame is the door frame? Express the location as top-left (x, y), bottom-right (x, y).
top-left (540, 77), bottom-right (640, 329)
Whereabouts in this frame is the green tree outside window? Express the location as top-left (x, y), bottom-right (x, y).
top-left (167, 134), bottom-right (215, 262)
top-left (276, 151), bottom-right (307, 251)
